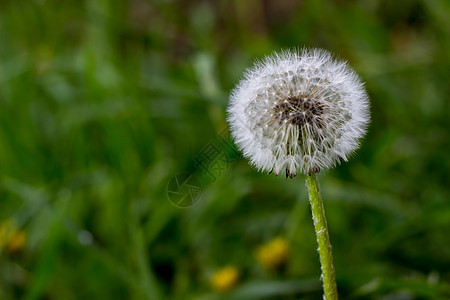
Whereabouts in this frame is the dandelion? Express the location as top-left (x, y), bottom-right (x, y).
top-left (210, 266), bottom-right (240, 293)
top-left (256, 237), bottom-right (290, 271)
top-left (227, 48), bottom-right (369, 178)
top-left (7, 230), bottom-right (27, 253)
top-left (0, 220), bottom-right (27, 254)
top-left (227, 48), bottom-right (370, 300)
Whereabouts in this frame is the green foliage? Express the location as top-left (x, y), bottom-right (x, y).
top-left (1, 0), bottom-right (449, 299)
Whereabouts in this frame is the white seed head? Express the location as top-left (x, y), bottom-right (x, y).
top-left (227, 48), bottom-right (370, 178)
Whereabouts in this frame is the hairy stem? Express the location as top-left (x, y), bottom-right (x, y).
top-left (305, 172), bottom-right (338, 300)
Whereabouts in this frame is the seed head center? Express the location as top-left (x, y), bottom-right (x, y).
top-left (273, 96), bottom-right (324, 127)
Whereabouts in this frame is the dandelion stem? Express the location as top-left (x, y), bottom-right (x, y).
top-left (305, 172), bottom-right (338, 300)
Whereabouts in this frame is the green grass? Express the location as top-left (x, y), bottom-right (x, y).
top-left (1, 0), bottom-right (450, 299)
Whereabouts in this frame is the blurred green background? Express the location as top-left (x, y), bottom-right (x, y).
top-left (1, 0), bottom-right (449, 299)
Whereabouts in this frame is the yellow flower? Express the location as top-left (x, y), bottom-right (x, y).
top-left (8, 230), bottom-right (27, 253)
top-left (210, 266), bottom-right (239, 293)
top-left (256, 237), bottom-right (290, 270)
top-left (0, 220), bottom-right (27, 253)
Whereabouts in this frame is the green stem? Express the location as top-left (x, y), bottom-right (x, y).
top-left (305, 172), bottom-right (338, 300)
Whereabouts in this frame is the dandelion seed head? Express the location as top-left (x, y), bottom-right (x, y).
top-left (227, 48), bottom-right (370, 177)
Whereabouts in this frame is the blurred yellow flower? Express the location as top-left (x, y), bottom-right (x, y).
top-left (0, 220), bottom-right (27, 253)
top-left (256, 237), bottom-right (290, 270)
top-left (210, 266), bottom-right (239, 293)
top-left (8, 230), bottom-right (27, 253)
